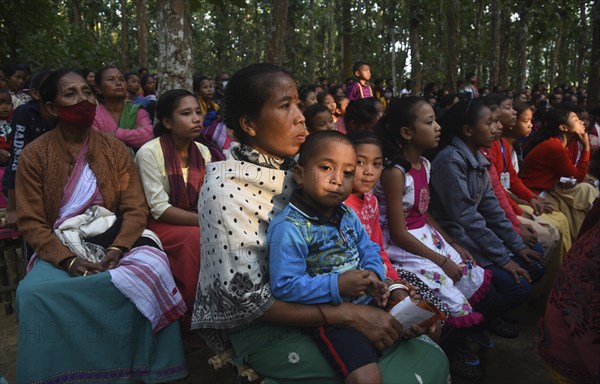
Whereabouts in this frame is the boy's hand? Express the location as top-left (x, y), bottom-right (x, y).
top-left (365, 271), bottom-right (389, 307)
top-left (338, 270), bottom-right (372, 298)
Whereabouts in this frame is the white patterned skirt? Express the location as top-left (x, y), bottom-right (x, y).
top-left (384, 223), bottom-right (492, 328)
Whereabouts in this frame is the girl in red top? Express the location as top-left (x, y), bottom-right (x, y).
top-left (521, 109), bottom-right (598, 240)
top-left (343, 130), bottom-right (451, 325)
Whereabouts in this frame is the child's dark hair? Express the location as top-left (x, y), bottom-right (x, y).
top-left (154, 89), bottom-right (196, 137)
top-left (483, 92), bottom-right (511, 108)
top-left (335, 95), bottom-right (348, 109)
top-left (524, 108), bottom-right (571, 155)
top-left (297, 130), bottom-right (353, 166)
top-left (2, 63), bottom-right (28, 78)
top-left (346, 130), bottom-right (382, 149)
top-left (352, 61), bottom-right (369, 73)
top-left (78, 68), bottom-right (94, 80)
top-left (439, 93), bottom-right (458, 109)
top-left (140, 73), bottom-right (155, 92)
top-left (441, 100), bottom-right (488, 137)
top-left (556, 100), bottom-right (578, 113)
top-left (482, 97), bottom-right (499, 112)
top-left (192, 75), bottom-right (208, 93)
top-left (299, 85), bottom-right (316, 103)
top-left (344, 98), bottom-right (378, 132)
top-left (124, 72), bottom-right (139, 82)
top-left (0, 89), bottom-right (12, 104)
top-left (434, 100), bottom-right (489, 158)
top-left (513, 101), bottom-right (532, 118)
top-left (303, 103), bottom-right (330, 132)
top-left (375, 97), bottom-right (427, 171)
top-left (316, 90), bottom-right (333, 104)
top-left (224, 63), bottom-right (291, 144)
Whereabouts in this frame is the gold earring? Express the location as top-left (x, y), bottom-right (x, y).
top-left (249, 129), bottom-right (256, 137)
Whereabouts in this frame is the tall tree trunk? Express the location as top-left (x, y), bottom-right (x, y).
top-left (324, 3), bottom-right (334, 80)
top-left (474, 0), bottom-right (484, 79)
top-left (382, 0), bottom-right (398, 95)
top-left (156, 0), bottom-right (193, 93)
top-left (308, 0), bottom-right (316, 82)
top-left (446, 0), bottom-right (459, 93)
top-left (265, 0), bottom-right (288, 65)
top-left (576, 0), bottom-right (588, 86)
top-left (548, 23), bottom-right (564, 90)
top-left (252, 3), bottom-right (261, 62)
top-left (135, 0), bottom-right (148, 68)
top-left (489, 0), bottom-right (501, 86)
top-left (341, 0), bottom-right (353, 80)
top-left (498, 7), bottom-right (510, 89)
top-left (72, 0), bottom-right (82, 29)
top-left (120, 0), bottom-right (128, 69)
top-left (515, 1), bottom-right (531, 91)
top-left (408, 0), bottom-right (422, 94)
top-left (589, 0), bottom-right (600, 109)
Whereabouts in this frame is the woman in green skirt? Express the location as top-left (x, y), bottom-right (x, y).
top-left (191, 64), bottom-right (450, 383)
top-left (15, 70), bottom-right (187, 383)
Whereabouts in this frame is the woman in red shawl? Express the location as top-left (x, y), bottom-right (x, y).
top-left (135, 89), bottom-right (213, 331)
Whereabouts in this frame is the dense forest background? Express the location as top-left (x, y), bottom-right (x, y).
top-left (1, 0), bottom-right (599, 102)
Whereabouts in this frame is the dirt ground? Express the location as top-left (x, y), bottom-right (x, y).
top-left (1, 300), bottom-right (556, 384)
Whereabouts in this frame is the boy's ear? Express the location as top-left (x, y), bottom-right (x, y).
top-left (293, 164), bottom-right (304, 185)
top-left (354, 70), bottom-right (360, 78)
top-left (462, 124), bottom-right (472, 138)
top-left (559, 124), bottom-right (568, 133)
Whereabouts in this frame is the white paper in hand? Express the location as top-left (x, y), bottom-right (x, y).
top-left (388, 296), bottom-right (436, 328)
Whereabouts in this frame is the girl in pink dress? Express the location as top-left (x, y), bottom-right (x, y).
top-left (374, 98), bottom-right (491, 327)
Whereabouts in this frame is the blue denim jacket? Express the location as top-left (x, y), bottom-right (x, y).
top-left (428, 137), bottom-right (526, 268)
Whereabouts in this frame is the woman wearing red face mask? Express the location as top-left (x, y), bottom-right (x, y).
top-left (14, 70), bottom-right (187, 383)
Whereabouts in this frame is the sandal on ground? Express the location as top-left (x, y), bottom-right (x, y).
top-left (455, 347), bottom-right (480, 366)
top-left (470, 329), bottom-right (496, 349)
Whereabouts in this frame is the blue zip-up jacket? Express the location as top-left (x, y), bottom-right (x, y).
top-left (2, 101), bottom-right (54, 193)
top-left (268, 189), bottom-right (385, 305)
top-left (428, 137), bottom-right (526, 268)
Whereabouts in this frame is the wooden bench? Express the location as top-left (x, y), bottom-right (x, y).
top-left (0, 227), bottom-right (25, 315)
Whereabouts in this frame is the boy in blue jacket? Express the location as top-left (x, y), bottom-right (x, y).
top-left (269, 130), bottom-right (388, 384)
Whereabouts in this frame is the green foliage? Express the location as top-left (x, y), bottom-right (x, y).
top-left (0, 0), bottom-right (595, 90)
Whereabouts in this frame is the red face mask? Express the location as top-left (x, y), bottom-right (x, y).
top-left (56, 100), bottom-right (96, 128)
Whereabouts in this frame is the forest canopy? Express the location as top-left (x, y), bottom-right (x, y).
top-left (1, 0), bottom-right (598, 95)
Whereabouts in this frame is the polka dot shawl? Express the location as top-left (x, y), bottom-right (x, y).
top-left (191, 144), bottom-right (296, 334)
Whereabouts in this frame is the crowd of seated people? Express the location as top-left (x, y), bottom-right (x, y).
top-left (2, 59), bottom-right (598, 383)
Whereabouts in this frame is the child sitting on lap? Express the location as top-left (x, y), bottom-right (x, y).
top-left (268, 130), bottom-right (388, 384)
